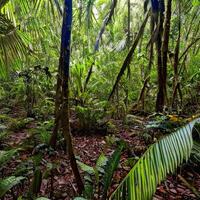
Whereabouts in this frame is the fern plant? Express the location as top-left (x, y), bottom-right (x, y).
top-left (0, 149), bottom-right (18, 166)
top-left (0, 149), bottom-right (25, 198)
top-left (109, 118), bottom-right (200, 200)
top-left (0, 176), bottom-right (24, 198)
top-left (75, 142), bottom-right (125, 200)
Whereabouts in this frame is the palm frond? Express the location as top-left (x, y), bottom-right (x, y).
top-left (94, 0), bottom-right (117, 51)
top-left (0, 0), bottom-right (62, 79)
top-left (86, 0), bottom-right (96, 30)
top-left (33, 0), bottom-right (62, 17)
top-left (109, 118), bottom-right (200, 200)
top-left (0, 14), bottom-right (28, 77)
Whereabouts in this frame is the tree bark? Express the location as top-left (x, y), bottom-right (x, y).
top-left (50, 0), bottom-right (84, 194)
top-left (49, 57), bottom-right (63, 147)
top-left (155, 12), bottom-right (164, 112)
top-left (156, 0), bottom-right (172, 112)
top-left (161, 0), bottom-right (172, 105)
top-left (172, 1), bottom-right (181, 109)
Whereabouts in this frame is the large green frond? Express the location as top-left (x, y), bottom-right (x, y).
top-left (0, 0), bottom-right (62, 78)
top-left (0, 14), bottom-right (27, 77)
top-left (0, 176), bottom-right (24, 197)
top-left (109, 118), bottom-right (200, 200)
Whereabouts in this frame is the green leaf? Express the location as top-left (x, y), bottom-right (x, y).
top-left (96, 153), bottom-right (108, 170)
top-left (192, 0), bottom-right (200, 6)
top-left (0, 176), bottom-right (24, 197)
top-left (77, 160), bottom-right (95, 175)
top-left (0, 149), bottom-right (18, 167)
top-left (102, 143), bottom-right (124, 199)
top-left (109, 118), bottom-right (200, 200)
top-left (191, 141), bottom-right (200, 164)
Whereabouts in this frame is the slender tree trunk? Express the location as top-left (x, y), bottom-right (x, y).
top-left (185, 8), bottom-right (198, 41)
top-left (155, 12), bottom-right (164, 112)
top-left (172, 1), bottom-right (181, 109)
top-left (136, 76), bottom-right (150, 110)
top-left (49, 57), bottom-right (63, 147)
top-left (139, 11), bottom-right (155, 111)
top-left (156, 0), bottom-right (172, 112)
top-left (179, 37), bottom-right (200, 61)
top-left (125, 0), bottom-right (131, 107)
top-left (127, 0), bottom-right (131, 46)
top-left (50, 0), bottom-right (84, 193)
top-left (147, 13), bottom-right (155, 74)
top-left (161, 0), bottom-right (172, 105)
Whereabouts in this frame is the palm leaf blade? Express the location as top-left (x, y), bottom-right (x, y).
top-left (109, 118), bottom-right (200, 200)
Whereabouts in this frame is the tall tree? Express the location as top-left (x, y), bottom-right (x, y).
top-left (161, 0), bottom-right (172, 106)
top-left (51, 0), bottom-right (84, 194)
top-left (153, 0), bottom-right (165, 112)
top-left (154, 0), bottom-right (172, 112)
top-left (172, 1), bottom-right (181, 109)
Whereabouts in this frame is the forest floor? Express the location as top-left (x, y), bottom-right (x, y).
top-left (0, 104), bottom-right (200, 200)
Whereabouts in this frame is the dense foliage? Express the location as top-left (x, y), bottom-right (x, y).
top-left (0, 0), bottom-right (200, 199)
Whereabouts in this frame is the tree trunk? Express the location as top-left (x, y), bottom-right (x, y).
top-left (155, 12), bottom-right (164, 112)
top-left (147, 13), bottom-right (155, 74)
top-left (161, 0), bottom-right (172, 105)
top-left (50, 0), bottom-right (84, 194)
top-left (172, 1), bottom-right (181, 109)
top-left (156, 0), bottom-right (172, 112)
top-left (49, 57), bottom-right (63, 148)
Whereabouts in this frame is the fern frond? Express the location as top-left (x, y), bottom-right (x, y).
top-left (0, 176), bottom-right (24, 197)
top-left (109, 118), bottom-right (200, 200)
top-left (0, 149), bottom-right (18, 167)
